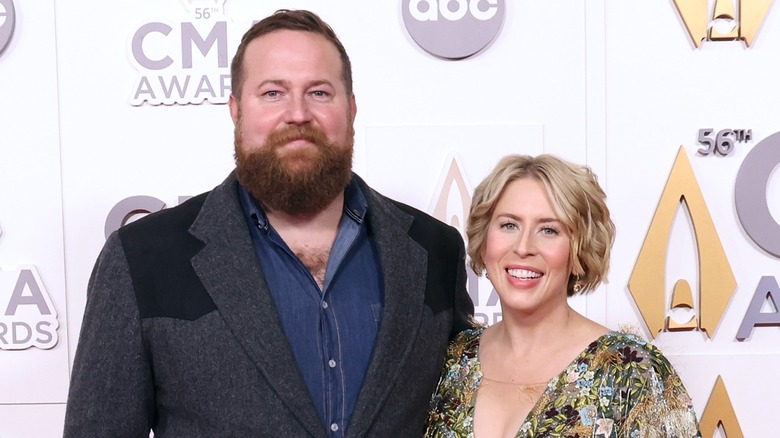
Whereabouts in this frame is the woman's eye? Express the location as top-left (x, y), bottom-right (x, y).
top-left (500, 222), bottom-right (517, 231)
top-left (540, 226), bottom-right (559, 235)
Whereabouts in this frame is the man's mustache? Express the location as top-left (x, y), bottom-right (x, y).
top-left (266, 125), bottom-right (330, 150)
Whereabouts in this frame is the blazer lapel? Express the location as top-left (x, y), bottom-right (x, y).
top-left (347, 185), bottom-right (429, 437)
top-left (188, 174), bottom-right (325, 438)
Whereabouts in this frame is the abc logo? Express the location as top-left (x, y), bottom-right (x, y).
top-left (402, 0), bottom-right (505, 60)
top-left (0, 0), bottom-right (15, 56)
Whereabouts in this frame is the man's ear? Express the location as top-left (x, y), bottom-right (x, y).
top-left (229, 95), bottom-right (239, 124)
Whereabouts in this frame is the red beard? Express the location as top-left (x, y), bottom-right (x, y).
top-left (234, 117), bottom-right (354, 216)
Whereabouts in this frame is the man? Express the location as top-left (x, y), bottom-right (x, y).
top-left (64, 9), bottom-right (474, 437)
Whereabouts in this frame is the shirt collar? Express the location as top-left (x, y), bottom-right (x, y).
top-left (238, 175), bottom-right (368, 231)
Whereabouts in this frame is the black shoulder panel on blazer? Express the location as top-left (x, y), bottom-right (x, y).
top-left (118, 192), bottom-right (216, 320)
top-left (391, 200), bottom-right (461, 315)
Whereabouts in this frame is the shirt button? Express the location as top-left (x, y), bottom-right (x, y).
top-left (330, 423), bottom-right (339, 432)
top-left (328, 359), bottom-right (336, 368)
top-left (321, 302), bottom-right (329, 309)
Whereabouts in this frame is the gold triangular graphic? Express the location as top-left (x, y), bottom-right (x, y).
top-left (740, 0), bottom-right (774, 46)
top-left (699, 375), bottom-right (745, 438)
top-left (628, 147), bottom-right (735, 338)
top-left (710, 0), bottom-right (739, 40)
top-left (432, 156), bottom-right (472, 231)
top-left (673, 0), bottom-right (709, 47)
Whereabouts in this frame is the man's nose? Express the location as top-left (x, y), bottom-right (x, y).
top-left (284, 95), bottom-right (312, 124)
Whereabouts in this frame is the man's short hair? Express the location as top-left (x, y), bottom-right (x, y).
top-left (230, 9), bottom-right (353, 101)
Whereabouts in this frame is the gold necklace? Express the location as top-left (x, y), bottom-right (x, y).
top-left (481, 376), bottom-right (549, 389)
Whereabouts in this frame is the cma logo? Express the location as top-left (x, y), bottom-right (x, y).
top-left (429, 156), bottom-right (502, 325)
top-left (0, 265), bottom-right (59, 350)
top-left (629, 137), bottom-right (780, 341)
top-left (0, 0), bottom-right (15, 56)
top-left (402, 0), bottom-right (505, 60)
top-left (672, 0), bottom-right (774, 47)
top-left (130, 0), bottom-right (231, 105)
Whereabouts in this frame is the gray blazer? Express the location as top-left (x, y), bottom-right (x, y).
top-left (64, 172), bottom-right (474, 437)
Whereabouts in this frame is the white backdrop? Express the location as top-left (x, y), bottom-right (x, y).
top-left (1, 0), bottom-right (778, 436)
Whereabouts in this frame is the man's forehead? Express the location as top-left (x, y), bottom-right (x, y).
top-left (247, 29), bottom-right (338, 57)
top-left (242, 30), bottom-right (344, 86)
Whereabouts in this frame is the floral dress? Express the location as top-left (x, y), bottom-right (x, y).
top-left (425, 328), bottom-right (701, 438)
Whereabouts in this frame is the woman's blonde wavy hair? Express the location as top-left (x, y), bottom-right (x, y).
top-left (466, 154), bottom-right (615, 296)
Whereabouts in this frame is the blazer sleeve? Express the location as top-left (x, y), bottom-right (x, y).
top-left (63, 232), bottom-right (154, 437)
top-left (451, 228), bottom-right (476, 338)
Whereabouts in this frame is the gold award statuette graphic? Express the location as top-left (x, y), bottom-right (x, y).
top-left (629, 149), bottom-right (746, 435)
top-left (431, 157), bottom-right (472, 232)
top-left (429, 155), bottom-right (501, 325)
top-left (673, 0), bottom-right (773, 47)
top-left (628, 147), bottom-right (736, 338)
top-left (700, 376), bottom-right (745, 437)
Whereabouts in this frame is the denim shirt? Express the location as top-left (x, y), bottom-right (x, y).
top-left (238, 180), bottom-right (384, 436)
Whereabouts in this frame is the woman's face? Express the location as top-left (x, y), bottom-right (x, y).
top-left (482, 177), bottom-right (572, 315)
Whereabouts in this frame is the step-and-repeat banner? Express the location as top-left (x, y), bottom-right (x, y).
top-left (1, 1), bottom-right (777, 436)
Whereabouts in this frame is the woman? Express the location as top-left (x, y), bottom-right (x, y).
top-left (425, 154), bottom-right (701, 437)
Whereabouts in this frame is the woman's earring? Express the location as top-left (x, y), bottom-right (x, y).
top-left (573, 277), bottom-right (582, 293)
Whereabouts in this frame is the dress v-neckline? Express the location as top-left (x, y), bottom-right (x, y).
top-left (470, 329), bottom-right (619, 437)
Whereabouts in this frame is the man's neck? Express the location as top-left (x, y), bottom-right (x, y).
top-left (264, 193), bottom-right (345, 290)
top-left (263, 192), bottom-right (345, 235)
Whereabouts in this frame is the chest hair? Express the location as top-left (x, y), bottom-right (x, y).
top-left (293, 246), bottom-right (331, 290)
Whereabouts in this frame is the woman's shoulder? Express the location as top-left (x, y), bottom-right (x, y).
top-left (452, 326), bottom-right (484, 344)
top-left (589, 331), bottom-right (701, 437)
top-left (595, 329), bottom-right (650, 351)
top-left (592, 329), bottom-right (678, 376)
top-left (588, 329), bottom-right (696, 415)
top-left (431, 327), bottom-right (485, 408)
top-left (445, 327), bottom-right (484, 358)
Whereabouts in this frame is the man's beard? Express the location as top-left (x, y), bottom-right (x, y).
top-left (234, 115), bottom-right (354, 217)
